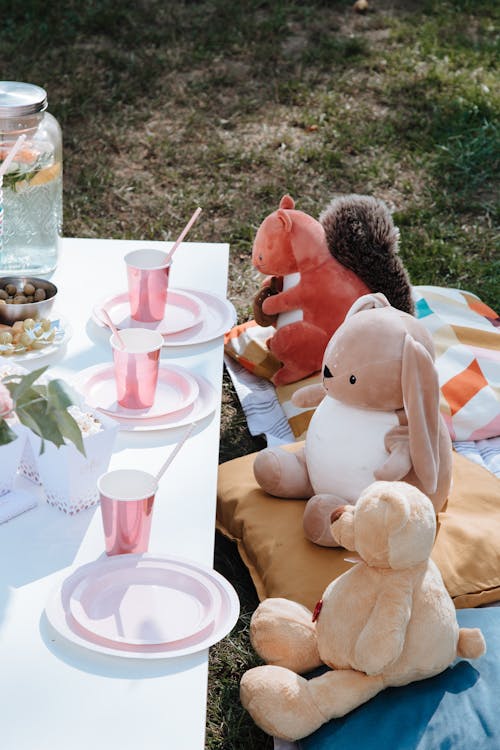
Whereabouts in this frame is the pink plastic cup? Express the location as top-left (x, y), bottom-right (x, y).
top-left (110, 328), bottom-right (163, 410)
top-left (98, 469), bottom-right (158, 556)
top-left (124, 248), bottom-right (171, 322)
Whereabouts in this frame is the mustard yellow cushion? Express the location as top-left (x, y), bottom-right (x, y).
top-left (217, 448), bottom-right (500, 610)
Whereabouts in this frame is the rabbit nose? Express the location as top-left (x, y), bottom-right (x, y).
top-left (323, 365), bottom-right (333, 378)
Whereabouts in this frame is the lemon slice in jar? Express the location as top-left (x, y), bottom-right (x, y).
top-left (29, 162), bottom-right (61, 186)
top-left (13, 161), bottom-right (61, 192)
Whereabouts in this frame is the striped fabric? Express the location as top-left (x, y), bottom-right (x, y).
top-left (224, 320), bottom-right (280, 380)
top-left (223, 354), bottom-right (295, 445)
top-left (224, 326), bottom-right (318, 440)
top-left (224, 286), bottom-right (500, 442)
top-left (453, 437), bottom-right (500, 479)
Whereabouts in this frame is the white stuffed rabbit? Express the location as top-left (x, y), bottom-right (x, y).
top-left (253, 293), bottom-right (453, 546)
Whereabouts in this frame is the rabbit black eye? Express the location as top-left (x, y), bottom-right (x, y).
top-left (349, 374), bottom-right (356, 384)
top-left (323, 365), bottom-right (333, 378)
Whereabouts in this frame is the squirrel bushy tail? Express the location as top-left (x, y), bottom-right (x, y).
top-left (320, 195), bottom-right (414, 315)
top-left (457, 627), bottom-right (486, 659)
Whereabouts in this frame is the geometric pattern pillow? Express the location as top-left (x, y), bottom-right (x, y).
top-left (413, 286), bottom-right (500, 440)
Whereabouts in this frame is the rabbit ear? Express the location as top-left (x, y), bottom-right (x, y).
top-left (277, 208), bottom-right (293, 232)
top-left (279, 194), bottom-right (295, 210)
top-left (345, 292), bottom-right (391, 319)
top-left (401, 334), bottom-right (440, 495)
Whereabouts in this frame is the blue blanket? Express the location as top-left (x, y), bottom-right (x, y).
top-left (299, 608), bottom-right (500, 750)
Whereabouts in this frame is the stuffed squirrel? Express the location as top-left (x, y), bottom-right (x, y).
top-left (241, 481), bottom-right (486, 741)
top-left (253, 293), bottom-right (453, 546)
top-left (252, 194), bottom-right (414, 385)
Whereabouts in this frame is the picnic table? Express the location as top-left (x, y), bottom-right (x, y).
top-left (0, 237), bottom-right (235, 750)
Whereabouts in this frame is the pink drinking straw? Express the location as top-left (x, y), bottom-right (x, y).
top-left (164, 207), bottom-right (202, 264)
top-left (101, 307), bottom-right (126, 349)
top-left (155, 422), bottom-right (196, 481)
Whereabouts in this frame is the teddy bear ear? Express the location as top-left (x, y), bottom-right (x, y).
top-left (277, 208), bottom-right (293, 232)
top-left (279, 194), bottom-right (295, 210)
top-left (360, 482), bottom-right (410, 536)
top-left (344, 292), bottom-right (391, 320)
top-left (380, 486), bottom-right (411, 535)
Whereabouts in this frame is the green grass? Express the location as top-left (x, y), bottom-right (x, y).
top-left (1, 0), bottom-right (499, 747)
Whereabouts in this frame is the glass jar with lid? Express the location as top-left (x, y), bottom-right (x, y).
top-left (0, 81), bottom-right (62, 275)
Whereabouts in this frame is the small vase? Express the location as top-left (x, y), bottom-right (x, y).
top-left (28, 411), bottom-right (118, 514)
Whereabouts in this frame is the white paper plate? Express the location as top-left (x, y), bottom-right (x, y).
top-left (45, 553), bottom-right (240, 659)
top-left (0, 315), bottom-right (71, 361)
top-left (0, 362), bottom-right (28, 379)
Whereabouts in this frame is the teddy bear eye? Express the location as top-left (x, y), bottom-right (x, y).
top-left (349, 374), bottom-right (356, 384)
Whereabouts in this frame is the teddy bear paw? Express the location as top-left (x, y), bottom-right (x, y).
top-left (250, 598), bottom-right (321, 672)
top-left (240, 665), bottom-right (325, 741)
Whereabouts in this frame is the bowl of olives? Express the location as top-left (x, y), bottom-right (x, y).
top-left (0, 277), bottom-right (57, 325)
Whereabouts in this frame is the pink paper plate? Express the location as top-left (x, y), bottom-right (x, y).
top-left (45, 553), bottom-right (240, 660)
top-left (94, 290), bottom-right (203, 336)
top-left (77, 363), bottom-right (199, 420)
top-left (161, 288), bottom-right (236, 347)
top-left (75, 372), bottom-right (217, 431)
top-left (69, 558), bottom-right (221, 646)
top-left (92, 288), bottom-right (236, 348)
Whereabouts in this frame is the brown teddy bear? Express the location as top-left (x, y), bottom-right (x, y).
top-left (253, 293), bottom-right (453, 546)
top-left (240, 481), bottom-right (486, 741)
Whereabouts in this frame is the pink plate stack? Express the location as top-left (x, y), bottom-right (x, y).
top-left (45, 553), bottom-right (240, 659)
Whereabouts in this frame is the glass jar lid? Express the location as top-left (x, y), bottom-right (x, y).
top-left (0, 81), bottom-right (48, 117)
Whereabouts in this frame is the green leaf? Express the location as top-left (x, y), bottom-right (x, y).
top-left (0, 419), bottom-right (18, 446)
top-left (15, 406), bottom-right (42, 437)
top-left (32, 383), bottom-right (48, 399)
top-left (22, 400), bottom-right (65, 450)
top-left (12, 386), bottom-right (45, 409)
top-left (57, 410), bottom-right (86, 456)
top-left (47, 380), bottom-right (75, 412)
top-left (39, 420), bottom-right (65, 449)
top-left (3, 367), bottom-right (84, 454)
top-left (8, 366), bottom-right (48, 401)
